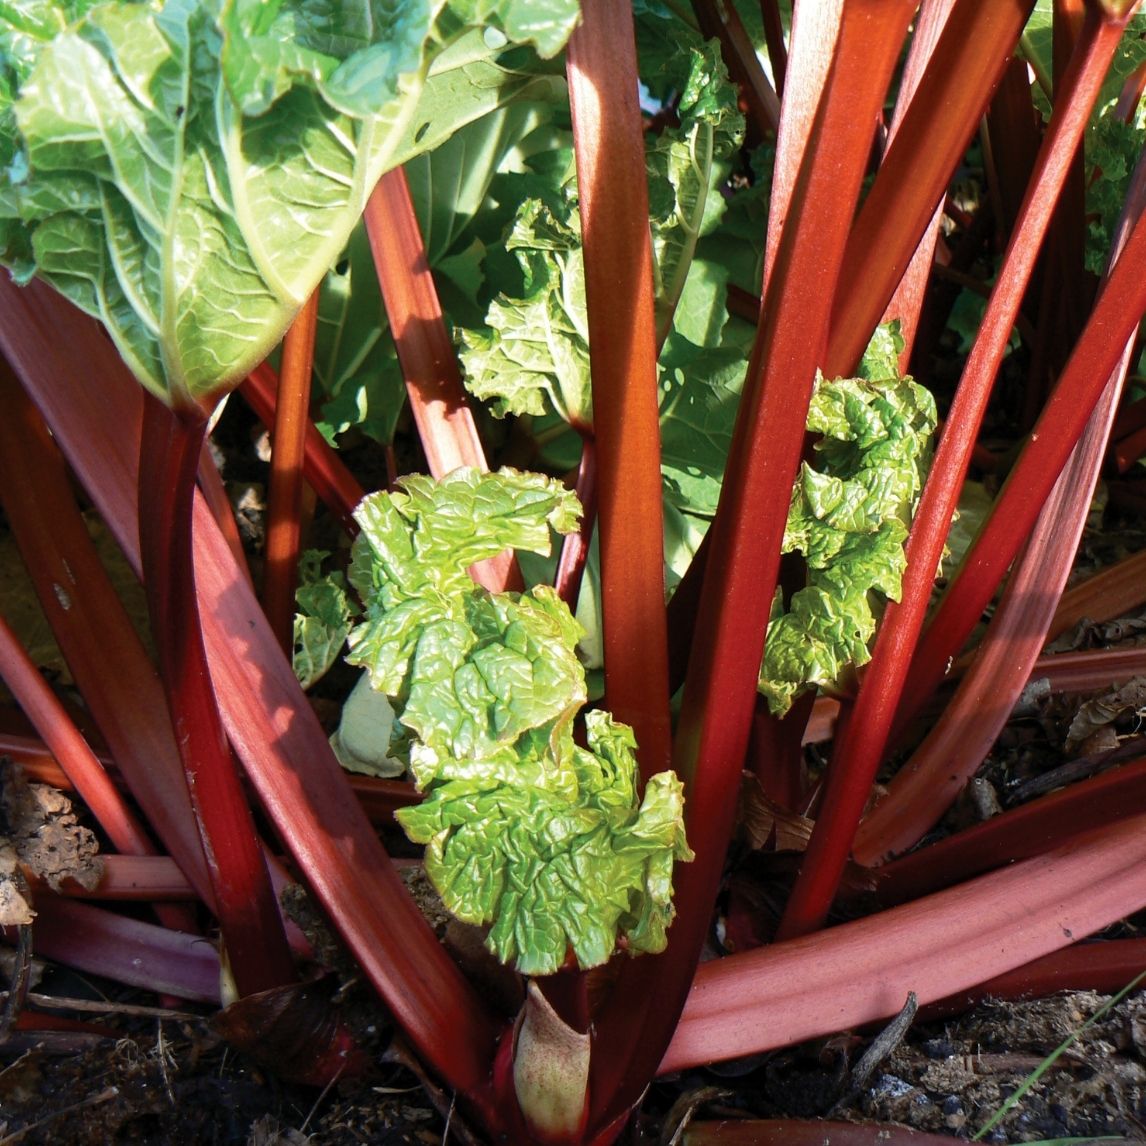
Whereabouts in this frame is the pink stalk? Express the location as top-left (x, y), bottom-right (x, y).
top-left (898, 108), bottom-right (1146, 729)
top-left (1, 283), bottom-right (504, 1119)
top-left (137, 393), bottom-right (296, 998)
top-left (664, 812), bottom-right (1146, 1073)
top-left (854, 306), bottom-right (1132, 864)
top-left (28, 897), bottom-right (221, 1004)
top-left (1035, 645), bottom-right (1146, 691)
top-left (587, 6), bottom-right (916, 1132)
top-left (363, 167), bottom-right (518, 594)
top-left (871, 755), bottom-right (1146, 906)
top-left (55, 855), bottom-right (198, 901)
top-left (878, 0), bottom-right (960, 362)
top-left (567, 0), bottom-right (672, 781)
top-left (241, 362), bottom-right (366, 536)
top-left (779, 3), bottom-right (1137, 939)
top-left (263, 292), bottom-right (320, 653)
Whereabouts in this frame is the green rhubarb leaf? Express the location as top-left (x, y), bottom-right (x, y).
top-left (348, 466), bottom-right (581, 605)
top-left (643, 28), bottom-right (743, 341)
top-left (458, 193), bottom-right (592, 424)
top-left (381, 20), bottom-right (572, 182)
top-left (399, 587), bottom-right (587, 767)
top-left (631, 0), bottom-right (699, 102)
top-left (856, 317), bottom-right (904, 382)
top-left (658, 331), bottom-right (744, 516)
top-left (0, 0), bottom-right (579, 407)
top-left (458, 17), bottom-right (744, 426)
top-left (759, 331), bottom-right (938, 715)
top-left (292, 550), bottom-right (355, 691)
top-left (344, 467), bottom-right (692, 975)
top-left (399, 709), bottom-right (691, 975)
top-left (345, 465), bottom-right (580, 692)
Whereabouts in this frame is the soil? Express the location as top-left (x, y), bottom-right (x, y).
top-left (2, 982), bottom-right (1146, 1142)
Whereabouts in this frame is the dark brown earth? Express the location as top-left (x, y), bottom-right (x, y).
top-left (3, 980), bottom-right (1146, 1142)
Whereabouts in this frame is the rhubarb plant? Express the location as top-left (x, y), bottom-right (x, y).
top-left (5, 2), bottom-right (1146, 1144)
top-left (344, 466), bottom-right (692, 975)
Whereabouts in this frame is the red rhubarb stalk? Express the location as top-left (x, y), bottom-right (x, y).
top-left (29, 897), bottom-right (221, 1005)
top-left (567, 0), bottom-right (672, 782)
top-left (262, 291), bottom-right (320, 653)
top-left (363, 167), bottom-right (519, 594)
top-left (137, 392), bottom-right (296, 998)
top-left (666, 812), bottom-right (1146, 1073)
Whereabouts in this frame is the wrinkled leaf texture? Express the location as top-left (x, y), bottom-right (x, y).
top-left (758, 326), bottom-right (938, 715)
top-left (0, 0), bottom-right (579, 406)
top-left (291, 549), bottom-right (354, 690)
top-left (457, 18), bottom-right (743, 427)
top-left (345, 468), bottom-right (692, 975)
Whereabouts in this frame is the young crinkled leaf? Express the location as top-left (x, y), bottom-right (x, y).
top-left (458, 195), bottom-right (592, 426)
top-left (402, 711), bottom-right (690, 974)
top-left (643, 32), bottom-right (743, 343)
top-left (344, 468), bottom-right (692, 976)
top-left (0, 0), bottom-right (579, 407)
top-left (291, 551), bottom-right (355, 691)
top-left (758, 324), bottom-right (938, 715)
top-left (457, 19), bottom-right (743, 425)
